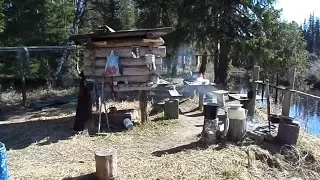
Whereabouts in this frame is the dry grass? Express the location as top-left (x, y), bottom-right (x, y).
top-left (1, 87), bottom-right (77, 106)
top-left (1, 90), bottom-right (320, 179)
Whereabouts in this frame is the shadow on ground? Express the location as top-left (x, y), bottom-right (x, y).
top-left (62, 173), bottom-right (97, 180)
top-left (0, 115), bottom-right (76, 150)
top-left (152, 141), bottom-right (206, 157)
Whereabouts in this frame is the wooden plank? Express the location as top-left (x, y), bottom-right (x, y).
top-left (83, 46), bottom-right (166, 58)
top-left (92, 75), bottom-right (152, 83)
top-left (105, 85), bottom-right (154, 92)
top-left (91, 37), bottom-right (165, 47)
top-left (168, 89), bottom-right (182, 97)
top-left (228, 94), bottom-right (265, 101)
top-left (84, 66), bottom-right (162, 77)
top-left (70, 27), bottom-right (172, 42)
top-left (282, 68), bottom-right (296, 116)
top-left (122, 67), bottom-right (150, 76)
top-left (83, 57), bottom-right (163, 67)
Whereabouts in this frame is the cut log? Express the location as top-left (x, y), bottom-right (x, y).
top-left (91, 37), bottom-right (165, 47)
top-left (83, 46), bottom-right (166, 58)
top-left (201, 118), bottom-right (219, 145)
top-left (84, 57), bottom-right (163, 67)
top-left (95, 148), bottom-right (117, 180)
top-left (227, 118), bottom-right (247, 142)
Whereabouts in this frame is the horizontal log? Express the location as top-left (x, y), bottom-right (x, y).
top-left (83, 66), bottom-right (162, 76)
top-left (83, 57), bottom-right (162, 67)
top-left (70, 27), bottom-right (172, 42)
top-left (89, 75), bottom-right (152, 83)
top-left (104, 84), bottom-right (156, 92)
top-left (83, 46), bottom-right (166, 58)
top-left (91, 37), bottom-right (164, 47)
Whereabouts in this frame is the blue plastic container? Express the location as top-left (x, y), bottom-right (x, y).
top-left (0, 142), bottom-right (9, 180)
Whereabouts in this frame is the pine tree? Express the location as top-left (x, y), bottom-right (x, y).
top-left (315, 18), bottom-right (320, 53)
top-left (307, 13), bottom-right (315, 52)
top-left (120, 0), bottom-right (135, 30)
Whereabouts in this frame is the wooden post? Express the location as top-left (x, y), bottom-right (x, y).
top-left (95, 148), bottom-right (117, 180)
top-left (266, 79), bottom-right (271, 132)
top-left (18, 48), bottom-right (29, 106)
top-left (0, 80), bottom-right (2, 114)
top-left (282, 68), bottom-right (296, 116)
top-left (247, 66), bottom-right (260, 119)
top-left (139, 90), bottom-right (148, 123)
top-left (199, 92), bottom-right (204, 109)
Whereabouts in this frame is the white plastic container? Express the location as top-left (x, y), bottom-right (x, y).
top-left (145, 54), bottom-right (156, 70)
top-left (123, 118), bottom-right (134, 130)
top-left (227, 104), bottom-right (247, 120)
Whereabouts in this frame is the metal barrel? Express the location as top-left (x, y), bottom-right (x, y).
top-left (203, 103), bottom-right (219, 119)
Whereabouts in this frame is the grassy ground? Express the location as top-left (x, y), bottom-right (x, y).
top-left (1, 89), bottom-right (320, 180)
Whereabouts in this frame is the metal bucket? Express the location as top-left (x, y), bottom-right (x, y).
top-left (0, 142), bottom-right (9, 180)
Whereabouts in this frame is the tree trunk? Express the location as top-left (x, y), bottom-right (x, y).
top-left (171, 56), bottom-right (178, 77)
top-left (217, 39), bottom-right (231, 85)
top-left (199, 52), bottom-right (208, 75)
top-left (214, 47), bottom-right (219, 83)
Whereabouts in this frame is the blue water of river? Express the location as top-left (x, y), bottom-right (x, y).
top-left (239, 88), bottom-right (320, 136)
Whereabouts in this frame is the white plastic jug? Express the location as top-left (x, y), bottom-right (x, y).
top-left (227, 104), bottom-right (247, 120)
top-left (123, 118), bottom-right (134, 130)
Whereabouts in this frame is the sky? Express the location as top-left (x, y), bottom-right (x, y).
top-left (276, 0), bottom-right (320, 24)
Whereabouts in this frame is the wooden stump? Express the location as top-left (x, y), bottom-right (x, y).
top-left (95, 148), bottom-right (117, 180)
top-left (139, 90), bottom-right (148, 123)
top-left (201, 118), bottom-right (219, 145)
top-left (227, 118), bottom-right (246, 142)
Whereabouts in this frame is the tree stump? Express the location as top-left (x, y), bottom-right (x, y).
top-left (95, 148), bottom-right (117, 180)
top-left (227, 118), bottom-right (246, 142)
top-left (201, 118), bottom-right (219, 145)
top-left (201, 103), bottom-right (219, 145)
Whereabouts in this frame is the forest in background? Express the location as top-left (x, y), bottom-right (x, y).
top-left (0, 0), bottom-right (318, 89)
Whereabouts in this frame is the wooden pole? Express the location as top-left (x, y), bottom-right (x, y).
top-left (266, 79), bottom-right (271, 133)
top-left (95, 148), bottom-right (117, 180)
top-left (139, 90), bottom-right (148, 123)
top-left (0, 80), bottom-right (2, 114)
top-left (199, 92), bottom-right (204, 110)
top-left (282, 68), bottom-right (296, 116)
top-left (247, 66), bottom-right (260, 119)
top-left (18, 50), bottom-right (27, 106)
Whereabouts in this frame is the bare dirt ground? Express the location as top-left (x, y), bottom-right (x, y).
top-left (1, 91), bottom-right (320, 179)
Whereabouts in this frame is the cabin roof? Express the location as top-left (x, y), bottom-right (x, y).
top-left (69, 27), bottom-right (172, 45)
